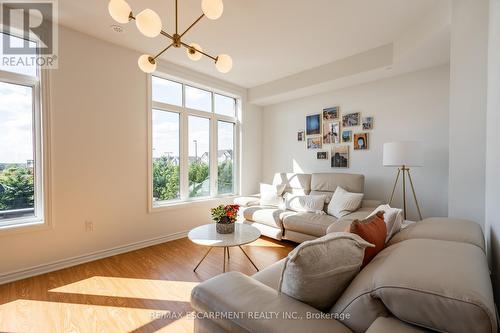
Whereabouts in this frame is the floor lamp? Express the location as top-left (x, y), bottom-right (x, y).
top-left (383, 141), bottom-right (423, 221)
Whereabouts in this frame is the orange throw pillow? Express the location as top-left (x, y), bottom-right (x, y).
top-left (347, 211), bottom-right (387, 267)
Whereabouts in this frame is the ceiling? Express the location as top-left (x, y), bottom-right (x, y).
top-left (58, 0), bottom-right (445, 88)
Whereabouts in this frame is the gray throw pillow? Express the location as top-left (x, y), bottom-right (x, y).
top-left (278, 232), bottom-right (374, 311)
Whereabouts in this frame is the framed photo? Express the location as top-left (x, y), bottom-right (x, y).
top-left (342, 130), bottom-right (352, 143)
top-left (297, 131), bottom-right (305, 141)
top-left (342, 112), bottom-right (360, 127)
top-left (331, 145), bottom-right (349, 168)
top-left (323, 121), bottom-right (340, 144)
top-left (362, 117), bottom-right (374, 130)
top-left (317, 151), bottom-right (328, 160)
top-left (354, 133), bottom-right (369, 150)
top-left (307, 136), bottom-right (322, 149)
top-left (306, 114), bottom-right (321, 135)
top-left (323, 107), bottom-right (339, 121)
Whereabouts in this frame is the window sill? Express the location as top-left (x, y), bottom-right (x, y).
top-left (0, 218), bottom-right (51, 236)
top-left (150, 194), bottom-right (239, 213)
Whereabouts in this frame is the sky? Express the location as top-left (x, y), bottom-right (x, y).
top-left (0, 33), bottom-right (37, 164)
top-left (0, 81), bottom-right (34, 164)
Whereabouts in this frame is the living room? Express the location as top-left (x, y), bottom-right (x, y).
top-left (0, 0), bottom-right (499, 332)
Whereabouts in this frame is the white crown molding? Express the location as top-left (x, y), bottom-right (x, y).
top-left (0, 230), bottom-right (188, 285)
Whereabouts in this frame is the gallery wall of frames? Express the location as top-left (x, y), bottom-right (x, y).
top-left (297, 107), bottom-right (374, 168)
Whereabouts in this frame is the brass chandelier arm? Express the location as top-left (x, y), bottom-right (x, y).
top-left (153, 42), bottom-right (174, 60)
top-left (128, 9), bottom-right (217, 63)
top-left (175, 0), bottom-right (179, 34)
top-left (180, 14), bottom-right (205, 38)
top-left (181, 41), bottom-right (218, 61)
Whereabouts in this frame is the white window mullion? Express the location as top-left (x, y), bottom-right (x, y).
top-left (180, 84), bottom-right (189, 200)
top-left (210, 116), bottom-right (218, 197)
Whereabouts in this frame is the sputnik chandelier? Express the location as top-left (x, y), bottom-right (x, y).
top-left (107, 0), bottom-right (233, 74)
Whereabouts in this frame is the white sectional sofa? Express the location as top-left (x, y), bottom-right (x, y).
top-left (235, 172), bottom-right (380, 243)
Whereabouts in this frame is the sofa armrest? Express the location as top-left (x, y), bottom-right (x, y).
top-left (191, 272), bottom-right (353, 333)
top-left (234, 195), bottom-right (260, 207)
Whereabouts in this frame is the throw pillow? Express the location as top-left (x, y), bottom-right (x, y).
top-left (259, 183), bottom-right (286, 206)
top-left (348, 212), bottom-right (387, 267)
top-left (282, 193), bottom-right (326, 214)
top-left (278, 232), bottom-right (374, 311)
top-left (367, 204), bottom-right (403, 242)
top-left (327, 186), bottom-right (364, 218)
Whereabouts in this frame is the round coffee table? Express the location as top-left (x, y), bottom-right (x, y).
top-left (188, 223), bottom-right (261, 273)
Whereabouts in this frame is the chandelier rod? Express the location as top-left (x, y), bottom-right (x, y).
top-left (175, 0), bottom-right (178, 35)
top-left (153, 43), bottom-right (174, 60)
top-left (180, 41), bottom-right (217, 61)
top-left (181, 14), bottom-right (205, 38)
top-left (128, 9), bottom-right (218, 63)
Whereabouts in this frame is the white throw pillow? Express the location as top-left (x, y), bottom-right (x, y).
top-left (367, 204), bottom-right (403, 242)
top-left (279, 232), bottom-right (374, 311)
top-left (282, 193), bottom-right (326, 214)
top-left (327, 187), bottom-right (364, 218)
top-left (260, 183), bottom-right (286, 206)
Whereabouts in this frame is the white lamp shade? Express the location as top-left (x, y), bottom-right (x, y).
top-left (383, 141), bottom-right (423, 167)
top-left (215, 54), bottom-right (232, 73)
top-left (108, 0), bottom-right (132, 24)
top-left (138, 54), bottom-right (157, 73)
top-left (202, 0), bottom-right (224, 20)
top-left (135, 9), bottom-right (162, 38)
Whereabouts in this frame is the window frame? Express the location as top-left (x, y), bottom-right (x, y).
top-left (148, 73), bottom-right (240, 211)
top-left (0, 34), bottom-right (51, 232)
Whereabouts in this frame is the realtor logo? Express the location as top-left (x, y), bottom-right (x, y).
top-left (1, 0), bottom-right (58, 68)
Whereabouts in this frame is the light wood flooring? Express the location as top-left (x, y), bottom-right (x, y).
top-left (0, 236), bottom-right (295, 333)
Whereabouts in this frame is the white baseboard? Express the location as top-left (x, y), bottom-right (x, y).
top-left (0, 230), bottom-right (189, 285)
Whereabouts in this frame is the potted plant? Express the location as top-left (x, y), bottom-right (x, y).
top-left (211, 204), bottom-right (240, 234)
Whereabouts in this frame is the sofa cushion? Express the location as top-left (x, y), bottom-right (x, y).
top-left (332, 239), bottom-right (497, 333)
top-left (366, 317), bottom-right (432, 333)
top-left (234, 195), bottom-right (260, 207)
top-left (260, 183), bottom-right (286, 206)
top-left (327, 187), bottom-right (364, 218)
top-left (348, 212), bottom-right (387, 267)
top-left (282, 212), bottom-right (338, 237)
top-left (326, 207), bottom-right (374, 234)
top-left (365, 205), bottom-right (403, 242)
top-left (310, 173), bottom-right (364, 203)
top-left (283, 193), bottom-right (326, 214)
top-left (252, 258), bottom-right (286, 290)
top-left (279, 232), bottom-right (374, 312)
top-left (387, 217), bottom-right (485, 252)
top-left (242, 206), bottom-right (294, 229)
top-left (273, 173), bottom-right (312, 195)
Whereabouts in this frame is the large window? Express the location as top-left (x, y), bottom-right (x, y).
top-left (0, 33), bottom-right (45, 228)
top-left (151, 75), bottom-right (239, 206)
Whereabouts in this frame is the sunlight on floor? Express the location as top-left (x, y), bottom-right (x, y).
top-left (0, 299), bottom-right (194, 333)
top-left (50, 277), bottom-right (199, 302)
top-left (247, 238), bottom-right (285, 248)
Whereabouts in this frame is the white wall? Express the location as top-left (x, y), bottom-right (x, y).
top-left (0, 26), bottom-right (262, 278)
top-left (448, 0), bottom-right (489, 227)
top-left (486, 0), bottom-right (500, 303)
top-left (261, 66), bottom-right (450, 220)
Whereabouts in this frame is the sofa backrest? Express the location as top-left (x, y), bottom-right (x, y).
top-left (272, 173), bottom-right (311, 195)
top-left (310, 173), bottom-right (365, 203)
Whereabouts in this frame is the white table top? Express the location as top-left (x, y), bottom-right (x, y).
top-left (188, 223), bottom-right (261, 247)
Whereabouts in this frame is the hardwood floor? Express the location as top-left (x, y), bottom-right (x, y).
top-left (0, 236), bottom-right (295, 333)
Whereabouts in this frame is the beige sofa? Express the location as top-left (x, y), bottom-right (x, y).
top-left (191, 217), bottom-right (497, 333)
top-left (235, 172), bottom-right (380, 243)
